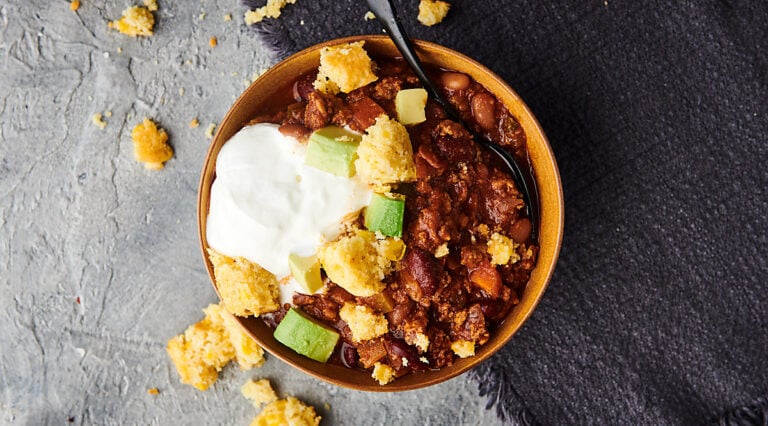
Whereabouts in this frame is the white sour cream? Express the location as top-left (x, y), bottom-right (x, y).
top-left (206, 123), bottom-right (372, 304)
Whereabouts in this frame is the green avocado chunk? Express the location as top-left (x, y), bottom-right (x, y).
top-left (364, 193), bottom-right (406, 237)
top-left (288, 253), bottom-right (323, 294)
top-left (273, 308), bottom-right (340, 363)
top-left (305, 126), bottom-right (362, 177)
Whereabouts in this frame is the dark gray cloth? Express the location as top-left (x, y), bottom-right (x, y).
top-left (243, 1), bottom-right (768, 424)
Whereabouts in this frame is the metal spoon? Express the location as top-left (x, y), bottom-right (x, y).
top-left (365, 0), bottom-right (538, 241)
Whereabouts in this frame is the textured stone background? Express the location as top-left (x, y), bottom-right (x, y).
top-left (0, 1), bottom-right (502, 424)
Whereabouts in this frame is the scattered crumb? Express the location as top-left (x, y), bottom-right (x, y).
top-left (198, 12), bottom-right (206, 20)
top-left (371, 362), bottom-right (395, 385)
top-left (314, 41), bottom-right (378, 94)
top-left (299, 19), bottom-right (304, 25)
top-left (410, 332), bottom-right (430, 352)
top-left (244, 0), bottom-right (297, 25)
top-left (166, 304), bottom-right (266, 391)
top-left (241, 379), bottom-right (278, 408)
top-left (108, 5), bottom-right (155, 37)
top-left (147, 387), bottom-right (160, 395)
top-left (143, 0), bottom-right (158, 12)
top-left (364, 11), bottom-right (375, 21)
top-left (117, 47), bottom-right (123, 53)
top-left (91, 113), bottom-right (107, 130)
top-left (209, 36), bottom-right (217, 48)
top-left (207, 249), bottom-right (280, 317)
top-left (104, 110), bottom-right (112, 118)
top-left (224, 13), bottom-right (232, 22)
top-left (70, 0), bottom-right (80, 12)
top-left (205, 123), bottom-right (216, 139)
top-left (487, 232), bottom-right (520, 265)
top-left (251, 397), bottom-right (320, 426)
top-left (323, 403), bottom-right (331, 411)
top-left (178, 87), bottom-right (185, 96)
top-left (189, 118), bottom-right (199, 128)
top-left (417, 0), bottom-right (451, 26)
top-left (131, 118), bottom-right (173, 170)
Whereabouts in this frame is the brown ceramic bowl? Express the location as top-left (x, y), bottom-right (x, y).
top-left (198, 35), bottom-right (564, 391)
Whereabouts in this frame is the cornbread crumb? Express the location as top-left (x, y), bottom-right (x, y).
top-left (209, 36), bottom-right (217, 48)
top-left (241, 379), bottom-right (278, 408)
top-left (451, 340), bottom-right (476, 358)
top-left (318, 229), bottom-right (403, 297)
top-left (189, 118), bottom-right (199, 128)
top-left (418, 0), bottom-right (451, 26)
top-left (207, 249), bottom-right (280, 317)
top-left (198, 12), bottom-right (206, 20)
top-left (410, 332), bottom-right (430, 352)
top-left (224, 13), bottom-right (232, 21)
top-left (487, 232), bottom-right (520, 265)
top-left (244, 0), bottom-right (297, 25)
top-left (147, 387), bottom-right (159, 395)
top-left (313, 41), bottom-right (378, 94)
top-left (117, 47), bottom-right (123, 54)
top-left (104, 110), bottom-right (112, 118)
top-left (91, 113), bottom-right (107, 130)
top-left (356, 115), bottom-right (417, 186)
top-left (108, 6), bottom-right (155, 37)
top-left (208, 304), bottom-right (266, 369)
top-left (251, 397), bottom-right (320, 426)
top-left (70, 0), bottom-right (80, 12)
top-left (205, 123), bottom-right (217, 139)
top-left (143, 0), bottom-right (158, 12)
top-left (364, 11), bottom-right (375, 20)
top-left (131, 118), bottom-right (172, 170)
top-left (371, 362), bottom-right (395, 385)
top-left (434, 243), bottom-right (449, 258)
top-left (339, 302), bottom-right (388, 342)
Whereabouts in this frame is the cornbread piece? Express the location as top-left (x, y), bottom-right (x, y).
top-left (451, 340), bottom-right (476, 358)
top-left (207, 249), bottom-right (280, 317)
top-left (313, 41), bottom-right (378, 94)
top-left (356, 115), bottom-right (417, 187)
top-left (189, 118), bottom-right (199, 128)
top-left (70, 0), bottom-right (80, 12)
top-left (92, 113), bottom-right (107, 130)
top-left (108, 6), bottom-right (155, 37)
top-left (147, 387), bottom-right (160, 395)
top-left (166, 303), bottom-right (266, 391)
top-left (244, 0), bottom-right (297, 25)
top-left (417, 0), bottom-right (451, 27)
top-left (434, 243), bottom-right (449, 258)
top-left (209, 36), bottom-right (217, 48)
top-left (251, 397), bottom-right (320, 426)
top-left (339, 302), bottom-right (388, 342)
top-left (371, 362), bottom-right (395, 385)
top-left (409, 332), bottom-right (430, 353)
top-left (208, 304), bottom-right (266, 369)
top-left (143, 0), bottom-right (158, 12)
top-left (131, 118), bottom-right (173, 170)
top-left (317, 229), bottom-right (404, 297)
top-left (487, 232), bottom-right (520, 266)
top-left (241, 379), bottom-right (278, 408)
top-left (205, 123), bottom-right (216, 138)
top-left (364, 11), bottom-right (375, 20)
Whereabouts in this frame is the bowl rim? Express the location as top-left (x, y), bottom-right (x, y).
top-left (197, 34), bottom-right (564, 392)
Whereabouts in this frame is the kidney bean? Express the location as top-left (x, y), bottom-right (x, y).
top-left (402, 248), bottom-right (439, 298)
top-left (439, 72), bottom-right (470, 91)
top-left (509, 218), bottom-right (532, 243)
top-left (292, 74), bottom-right (316, 102)
top-left (339, 342), bottom-right (359, 368)
top-left (386, 338), bottom-right (426, 371)
top-left (471, 92), bottom-right (497, 131)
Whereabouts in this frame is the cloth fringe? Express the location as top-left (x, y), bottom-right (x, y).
top-left (712, 398), bottom-right (768, 426)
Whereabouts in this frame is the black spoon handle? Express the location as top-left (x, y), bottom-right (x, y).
top-left (364, 0), bottom-right (538, 241)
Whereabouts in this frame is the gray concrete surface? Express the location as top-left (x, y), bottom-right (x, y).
top-left (0, 1), bottom-right (503, 424)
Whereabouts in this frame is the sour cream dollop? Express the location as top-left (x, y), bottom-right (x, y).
top-left (206, 123), bottom-right (372, 301)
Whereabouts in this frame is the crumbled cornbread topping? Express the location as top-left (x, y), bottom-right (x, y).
top-left (131, 118), bottom-right (173, 170)
top-left (371, 362), bottom-right (395, 385)
top-left (166, 303), bottom-right (265, 391)
top-left (224, 13), bottom-right (232, 22)
top-left (244, 0), bottom-right (297, 25)
top-left (108, 5), bottom-right (155, 37)
top-left (434, 243), bottom-right (449, 258)
top-left (207, 249), bottom-right (280, 317)
top-left (451, 340), bottom-right (476, 358)
top-left (241, 379), bottom-right (278, 408)
top-left (418, 0), bottom-right (451, 26)
top-left (251, 397), bottom-right (320, 426)
top-left (339, 302), bottom-right (389, 342)
top-left (143, 0), bottom-right (158, 12)
top-left (313, 41), bottom-right (378, 94)
top-left (70, 0), bottom-right (80, 12)
top-left (205, 123), bottom-right (216, 138)
top-left (318, 229), bottom-right (404, 297)
top-left (356, 115), bottom-right (417, 187)
top-left (91, 113), bottom-right (107, 130)
top-left (487, 232), bottom-right (520, 265)
top-left (410, 332), bottom-right (430, 353)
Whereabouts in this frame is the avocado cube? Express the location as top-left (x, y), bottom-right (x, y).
top-left (395, 88), bottom-right (428, 125)
top-left (274, 308), bottom-right (340, 363)
top-left (305, 126), bottom-right (362, 177)
top-left (364, 193), bottom-right (406, 237)
top-left (288, 253), bottom-right (323, 294)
